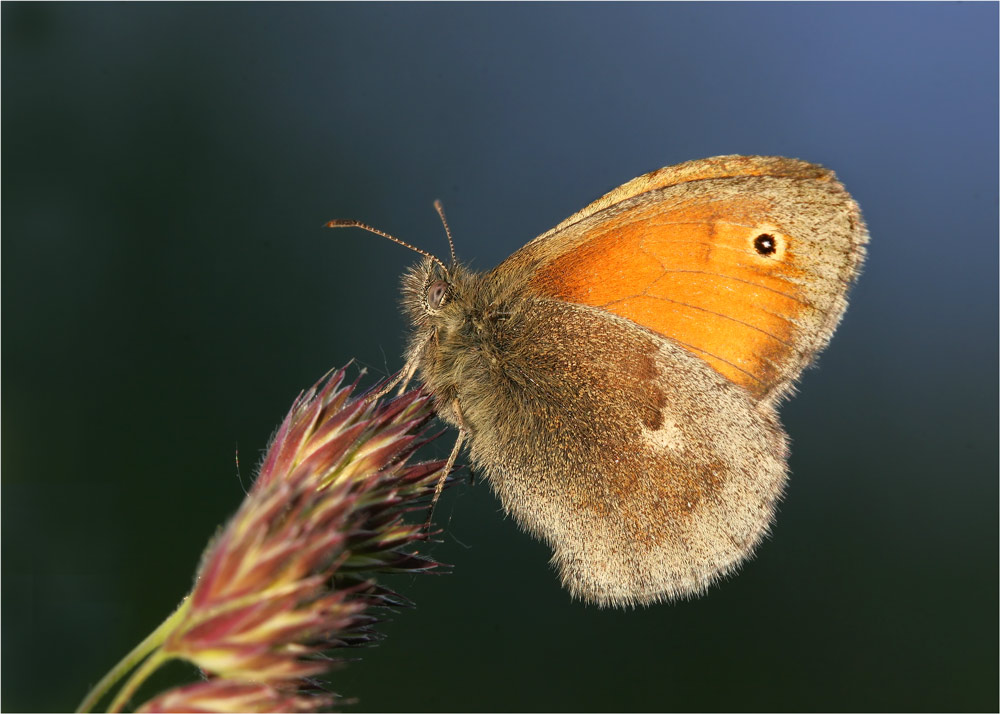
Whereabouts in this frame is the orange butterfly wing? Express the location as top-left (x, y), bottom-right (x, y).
top-left (498, 156), bottom-right (868, 400)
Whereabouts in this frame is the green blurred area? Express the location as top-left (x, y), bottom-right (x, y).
top-left (3, 3), bottom-right (997, 712)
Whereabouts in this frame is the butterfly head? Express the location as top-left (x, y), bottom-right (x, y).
top-left (402, 256), bottom-right (498, 419)
top-left (402, 255), bottom-right (481, 342)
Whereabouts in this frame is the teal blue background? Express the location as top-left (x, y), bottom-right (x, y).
top-left (3, 3), bottom-right (997, 711)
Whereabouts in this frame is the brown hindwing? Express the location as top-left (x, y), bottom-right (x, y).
top-left (455, 298), bottom-right (789, 607)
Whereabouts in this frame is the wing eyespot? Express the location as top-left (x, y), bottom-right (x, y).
top-left (753, 233), bottom-right (779, 256)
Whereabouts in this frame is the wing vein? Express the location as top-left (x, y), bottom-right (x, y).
top-left (667, 338), bottom-right (766, 386)
top-left (654, 268), bottom-right (813, 308)
top-left (602, 294), bottom-right (796, 349)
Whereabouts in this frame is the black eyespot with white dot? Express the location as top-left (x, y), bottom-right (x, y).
top-left (754, 233), bottom-right (778, 256)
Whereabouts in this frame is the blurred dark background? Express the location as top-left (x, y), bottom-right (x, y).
top-left (3, 3), bottom-right (997, 712)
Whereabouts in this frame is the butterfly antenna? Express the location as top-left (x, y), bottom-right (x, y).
top-left (433, 200), bottom-right (457, 267)
top-left (325, 219), bottom-right (448, 273)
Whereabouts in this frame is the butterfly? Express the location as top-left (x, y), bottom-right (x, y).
top-left (330, 155), bottom-right (868, 607)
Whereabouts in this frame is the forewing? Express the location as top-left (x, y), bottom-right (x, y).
top-left (495, 155), bottom-right (868, 400)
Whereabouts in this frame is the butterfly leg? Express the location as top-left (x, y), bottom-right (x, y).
top-left (364, 333), bottom-right (427, 403)
top-left (397, 331), bottom-right (433, 395)
top-left (397, 357), bottom-right (420, 395)
top-left (425, 399), bottom-right (466, 531)
top-left (363, 368), bottom-right (408, 403)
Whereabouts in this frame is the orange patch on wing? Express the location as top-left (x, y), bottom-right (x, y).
top-left (530, 199), bottom-right (808, 395)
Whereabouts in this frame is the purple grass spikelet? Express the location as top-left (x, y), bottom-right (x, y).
top-left (77, 366), bottom-right (452, 713)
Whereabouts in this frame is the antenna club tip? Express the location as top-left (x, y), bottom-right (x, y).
top-left (325, 219), bottom-right (354, 228)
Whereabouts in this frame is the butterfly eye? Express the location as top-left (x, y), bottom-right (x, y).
top-left (426, 280), bottom-right (449, 309)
